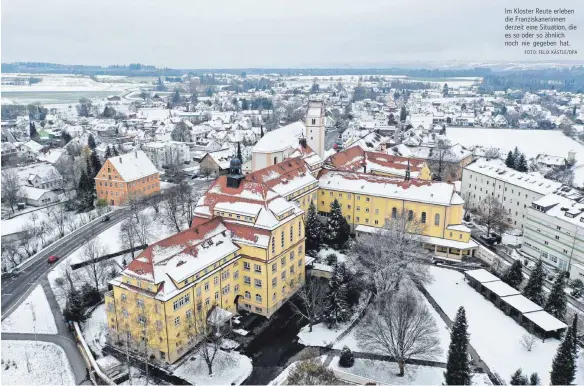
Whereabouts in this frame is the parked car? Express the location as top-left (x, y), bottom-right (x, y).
top-left (48, 255), bottom-right (59, 264)
top-left (102, 215), bottom-right (110, 223)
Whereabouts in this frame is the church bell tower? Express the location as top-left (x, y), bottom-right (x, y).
top-left (305, 100), bottom-right (325, 158)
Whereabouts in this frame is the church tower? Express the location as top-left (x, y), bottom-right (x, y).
top-left (305, 101), bottom-right (325, 158)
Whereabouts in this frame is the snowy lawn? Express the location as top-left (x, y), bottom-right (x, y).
top-left (426, 265), bottom-right (584, 385)
top-left (1, 285), bottom-right (57, 334)
top-left (502, 232), bottom-right (522, 247)
top-left (333, 290), bottom-right (450, 362)
top-left (1, 340), bottom-right (76, 385)
top-left (268, 356), bottom-right (326, 385)
top-left (329, 356), bottom-right (492, 385)
top-left (172, 346), bottom-right (252, 385)
top-left (82, 304), bottom-right (108, 357)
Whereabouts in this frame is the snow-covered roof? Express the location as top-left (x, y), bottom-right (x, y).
top-left (37, 148), bottom-right (66, 164)
top-left (464, 268), bottom-right (500, 283)
top-left (20, 185), bottom-right (53, 200)
top-left (522, 310), bottom-right (567, 332)
top-left (481, 280), bottom-right (520, 297)
top-left (465, 159), bottom-right (561, 194)
top-left (500, 294), bottom-right (543, 314)
top-left (108, 150), bottom-right (158, 182)
top-left (318, 170), bottom-right (460, 207)
top-left (253, 121), bottom-right (306, 153)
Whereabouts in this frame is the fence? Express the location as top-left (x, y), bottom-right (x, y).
top-left (71, 244), bottom-right (147, 270)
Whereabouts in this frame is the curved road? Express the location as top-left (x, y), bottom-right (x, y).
top-left (1, 209), bottom-right (129, 385)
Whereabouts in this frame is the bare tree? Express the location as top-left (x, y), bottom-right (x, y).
top-left (1, 241), bottom-right (22, 270)
top-left (519, 334), bottom-right (538, 352)
top-left (476, 195), bottom-right (511, 235)
top-left (178, 182), bottom-right (201, 228)
top-left (483, 147), bottom-right (501, 160)
top-left (189, 305), bottom-right (233, 376)
top-left (1, 168), bottom-right (21, 213)
top-left (81, 238), bottom-right (109, 291)
top-left (351, 212), bottom-right (433, 295)
top-left (427, 138), bottom-right (458, 181)
top-left (120, 218), bottom-right (138, 259)
top-left (45, 204), bottom-right (70, 238)
top-left (356, 289), bottom-right (441, 376)
top-left (289, 276), bottom-right (329, 332)
top-left (18, 223), bottom-right (38, 257)
top-left (162, 188), bottom-right (182, 232)
top-left (134, 214), bottom-right (153, 246)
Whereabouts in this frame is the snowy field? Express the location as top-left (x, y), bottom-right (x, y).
top-left (333, 291), bottom-right (450, 362)
top-left (2, 74), bottom-right (136, 92)
top-left (173, 347), bottom-right (252, 385)
top-left (1, 340), bottom-right (76, 385)
top-left (329, 356), bottom-right (492, 385)
top-left (425, 265), bottom-right (584, 385)
top-left (82, 304), bottom-right (107, 357)
top-left (1, 285), bottom-right (57, 335)
top-left (447, 127), bottom-right (584, 161)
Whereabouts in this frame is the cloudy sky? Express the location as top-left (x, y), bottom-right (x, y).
top-left (2, 0), bottom-right (582, 68)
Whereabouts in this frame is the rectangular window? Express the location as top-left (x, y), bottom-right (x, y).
top-left (290, 226), bottom-right (293, 242)
top-left (174, 317), bottom-right (180, 327)
top-left (254, 279), bottom-right (262, 288)
top-left (290, 251), bottom-right (295, 260)
top-left (281, 231), bottom-right (285, 248)
top-left (233, 270), bottom-right (239, 279)
top-left (215, 291), bottom-right (219, 300)
top-left (137, 299), bottom-right (144, 308)
top-left (244, 262), bottom-right (250, 271)
top-left (281, 257), bottom-right (286, 266)
top-left (186, 310), bottom-right (192, 319)
top-left (204, 282), bottom-right (209, 291)
top-left (272, 278), bottom-right (277, 286)
top-left (138, 315), bottom-right (146, 324)
top-left (214, 277), bottom-right (218, 285)
top-left (272, 263), bottom-right (277, 273)
top-left (281, 271), bottom-right (286, 280)
top-left (234, 284), bottom-right (240, 293)
top-left (244, 276), bottom-right (251, 285)
top-left (254, 264), bottom-right (262, 273)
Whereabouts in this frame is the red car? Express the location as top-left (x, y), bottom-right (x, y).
top-left (48, 255), bottom-right (59, 264)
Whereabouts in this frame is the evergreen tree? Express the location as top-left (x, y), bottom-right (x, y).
top-left (326, 262), bottom-right (350, 326)
top-left (61, 131), bottom-right (72, 145)
top-left (400, 106), bottom-right (407, 122)
top-left (88, 134), bottom-right (96, 150)
top-left (305, 201), bottom-right (324, 254)
top-left (339, 346), bottom-right (355, 367)
top-left (324, 199), bottom-right (351, 250)
top-left (171, 89), bottom-right (181, 106)
top-left (550, 325), bottom-right (576, 385)
top-left (260, 126), bottom-right (264, 138)
top-left (444, 307), bottom-right (472, 385)
top-left (509, 369), bottom-right (528, 385)
top-left (236, 142), bottom-right (242, 162)
top-left (112, 145), bottom-right (119, 156)
top-left (517, 154), bottom-right (528, 172)
top-left (523, 260), bottom-right (546, 306)
top-left (502, 260), bottom-right (523, 289)
top-left (77, 169), bottom-right (94, 209)
top-left (545, 272), bottom-right (568, 321)
top-left (505, 151), bottom-right (515, 168)
top-left (512, 147), bottom-right (521, 165)
top-left (572, 314), bottom-right (579, 360)
top-left (90, 150), bottom-right (102, 179)
top-left (29, 122), bottom-right (38, 139)
top-left (104, 145), bottom-right (113, 159)
top-left (529, 373), bottom-right (540, 385)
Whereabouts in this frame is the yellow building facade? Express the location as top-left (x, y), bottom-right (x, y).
top-left (317, 170), bottom-right (477, 259)
top-left (105, 160), bottom-right (306, 364)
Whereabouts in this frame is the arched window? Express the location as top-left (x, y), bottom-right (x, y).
top-left (421, 212), bottom-right (427, 223)
top-left (255, 294), bottom-right (262, 302)
top-left (408, 210), bottom-right (414, 221)
top-left (391, 207), bottom-right (397, 219)
top-left (273, 157), bottom-right (277, 165)
top-left (244, 291), bottom-right (251, 299)
top-left (434, 213), bottom-right (440, 225)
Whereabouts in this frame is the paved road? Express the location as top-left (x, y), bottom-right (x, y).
top-left (1, 208), bottom-right (129, 318)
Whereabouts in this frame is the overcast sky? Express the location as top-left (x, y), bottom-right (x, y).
top-left (2, 0), bottom-right (582, 68)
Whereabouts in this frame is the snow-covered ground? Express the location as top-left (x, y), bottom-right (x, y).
top-left (333, 291), bottom-right (450, 362)
top-left (316, 247), bottom-right (348, 263)
top-left (172, 347), bottom-right (252, 385)
top-left (1, 285), bottom-right (57, 334)
top-left (82, 304), bottom-right (108, 357)
top-left (1, 340), bottom-right (76, 385)
top-left (425, 265), bottom-right (584, 385)
top-left (2, 74), bottom-right (136, 92)
top-left (329, 356), bottom-right (491, 385)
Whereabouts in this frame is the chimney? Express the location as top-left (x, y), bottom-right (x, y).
top-left (299, 137), bottom-right (307, 148)
top-left (405, 159), bottom-right (411, 181)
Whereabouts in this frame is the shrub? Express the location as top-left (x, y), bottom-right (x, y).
top-left (55, 277), bottom-right (66, 287)
top-left (326, 253), bottom-right (338, 266)
top-left (339, 346), bottom-right (355, 367)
